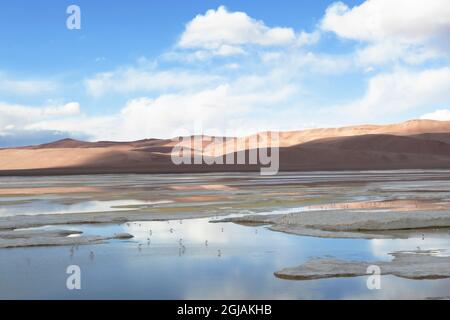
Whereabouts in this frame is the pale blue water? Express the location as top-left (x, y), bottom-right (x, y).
top-left (1, 218), bottom-right (450, 299)
top-left (1, 171), bottom-right (450, 300)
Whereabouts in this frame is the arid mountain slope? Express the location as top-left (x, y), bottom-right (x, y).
top-left (1, 119), bottom-right (450, 175)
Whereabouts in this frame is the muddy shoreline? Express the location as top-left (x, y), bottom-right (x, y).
top-left (0, 228), bottom-right (133, 248)
top-left (275, 251), bottom-right (450, 281)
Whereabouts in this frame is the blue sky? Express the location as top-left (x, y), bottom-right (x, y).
top-left (0, 0), bottom-right (450, 146)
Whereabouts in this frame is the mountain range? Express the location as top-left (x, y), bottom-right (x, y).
top-left (2, 119), bottom-right (450, 175)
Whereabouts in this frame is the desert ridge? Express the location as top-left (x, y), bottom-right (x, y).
top-left (2, 119), bottom-right (450, 174)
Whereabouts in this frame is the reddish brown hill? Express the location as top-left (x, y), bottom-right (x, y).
top-left (2, 119), bottom-right (450, 175)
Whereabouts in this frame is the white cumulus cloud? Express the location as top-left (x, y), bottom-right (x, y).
top-left (176, 6), bottom-right (319, 60)
top-left (0, 73), bottom-right (57, 95)
top-left (421, 109), bottom-right (450, 121)
top-left (331, 67), bottom-right (450, 121)
top-left (85, 65), bottom-right (220, 97)
top-left (322, 0), bottom-right (450, 66)
top-left (321, 0), bottom-right (450, 43)
top-left (179, 6), bottom-right (296, 50)
top-left (0, 102), bottom-right (80, 132)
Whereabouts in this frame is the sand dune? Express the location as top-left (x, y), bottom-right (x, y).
top-left (2, 119), bottom-right (450, 174)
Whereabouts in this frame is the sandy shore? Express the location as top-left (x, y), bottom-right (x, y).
top-left (7, 198), bottom-right (449, 239)
top-left (0, 187), bottom-right (103, 196)
top-left (0, 209), bottom-right (229, 231)
top-left (216, 199), bottom-right (450, 239)
top-left (0, 228), bottom-right (133, 248)
top-left (275, 250), bottom-right (450, 280)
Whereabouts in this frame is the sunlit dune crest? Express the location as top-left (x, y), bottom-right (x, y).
top-left (2, 119), bottom-right (450, 173)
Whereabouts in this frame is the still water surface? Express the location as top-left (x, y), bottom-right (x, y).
top-left (1, 171), bottom-right (450, 299)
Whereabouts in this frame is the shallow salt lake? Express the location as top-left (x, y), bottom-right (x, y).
top-left (2, 218), bottom-right (450, 299)
top-left (1, 171), bottom-right (450, 299)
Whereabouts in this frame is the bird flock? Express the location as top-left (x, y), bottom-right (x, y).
top-left (64, 219), bottom-right (269, 262)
